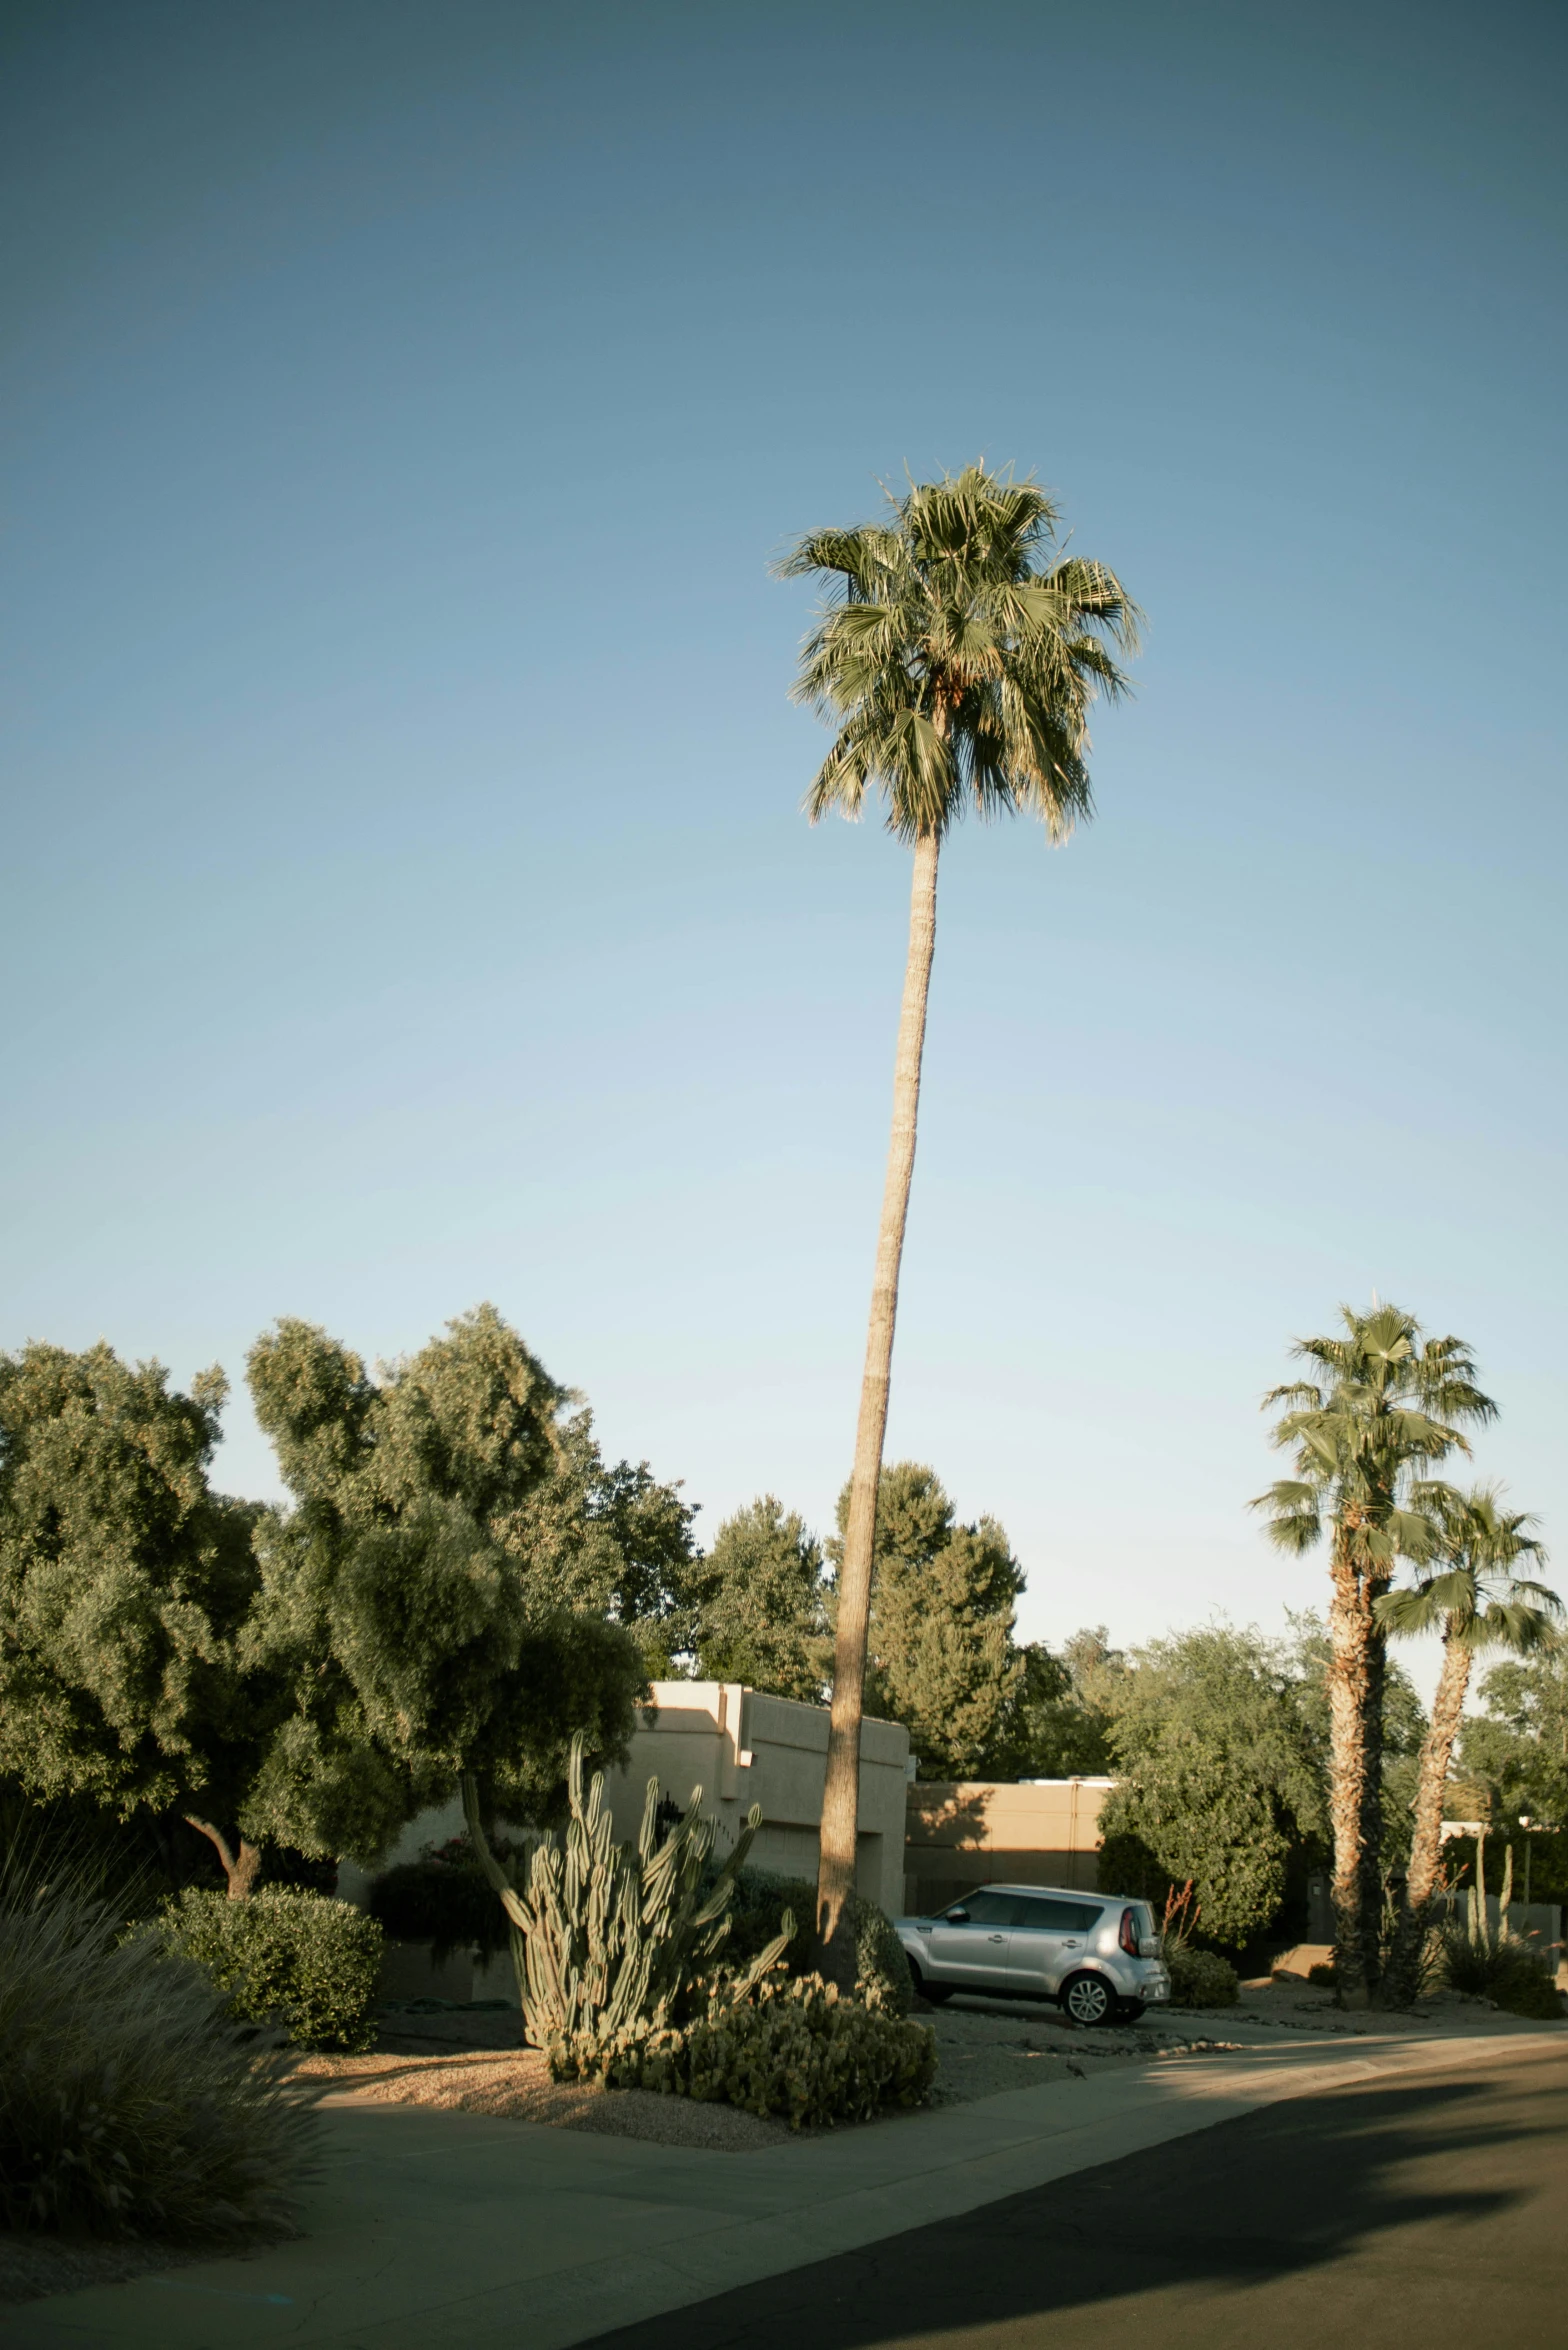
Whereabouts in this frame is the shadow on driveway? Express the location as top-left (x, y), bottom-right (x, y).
top-left (585, 2045), bottom-right (1568, 2350)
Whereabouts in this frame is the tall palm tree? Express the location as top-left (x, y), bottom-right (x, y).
top-left (1376, 1486), bottom-right (1558, 2002)
top-left (1252, 1304), bottom-right (1494, 2007)
top-left (779, 465), bottom-right (1139, 1980)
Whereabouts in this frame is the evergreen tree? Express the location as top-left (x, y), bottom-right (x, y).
top-left (1462, 1639), bottom-right (1568, 1827)
top-left (831, 1462), bottom-right (1025, 1780)
top-left (692, 1496), bottom-right (826, 1701)
top-left (987, 1630), bottom-right (1118, 1779)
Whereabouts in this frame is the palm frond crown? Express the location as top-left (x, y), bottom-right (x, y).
top-left (777, 465), bottom-right (1142, 844)
top-left (1374, 1485), bottom-right (1559, 1651)
top-left (1250, 1303), bottom-right (1497, 1575)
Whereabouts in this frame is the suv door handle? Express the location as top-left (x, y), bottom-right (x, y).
top-left (1063, 1939), bottom-right (1078, 1948)
top-left (987, 1933), bottom-right (1005, 1942)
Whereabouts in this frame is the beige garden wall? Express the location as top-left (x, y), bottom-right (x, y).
top-left (903, 1777), bottom-right (1113, 1914)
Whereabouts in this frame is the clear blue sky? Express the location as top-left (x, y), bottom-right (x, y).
top-left (4, 0), bottom-right (1564, 1682)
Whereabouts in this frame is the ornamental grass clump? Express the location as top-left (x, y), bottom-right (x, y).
top-left (0, 1860), bottom-right (318, 2239)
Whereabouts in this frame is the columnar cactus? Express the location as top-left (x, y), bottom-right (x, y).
top-left (461, 1733), bottom-right (789, 2073)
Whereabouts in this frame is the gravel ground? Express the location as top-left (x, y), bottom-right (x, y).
top-left (289, 1983), bottom-right (1306, 2143)
top-left (283, 1977), bottom-right (1568, 2158)
top-left (299, 2040), bottom-right (793, 2150)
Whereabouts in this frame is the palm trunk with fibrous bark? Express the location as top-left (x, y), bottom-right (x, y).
top-left (1326, 1517), bottom-right (1380, 2009)
top-left (814, 827), bottom-right (940, 1988)
top-left (184, 1815), bottom-right (263, 1900)
top-left (1382, 1628), bottom-right (1471, 2004)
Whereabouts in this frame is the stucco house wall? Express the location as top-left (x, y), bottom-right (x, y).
top-left (339, 1681), bottom-right (911, 1924)
top-left (605, 1682), bottom-right (911, 1918)
top-left (903, 1778), bottom-right (1113, 1913)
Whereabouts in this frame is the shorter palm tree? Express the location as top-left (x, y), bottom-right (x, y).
top-left (1377, 1486), bottom-right (1559, 2002)
top-left (1253, 1303), bottom-right (1494, 2007)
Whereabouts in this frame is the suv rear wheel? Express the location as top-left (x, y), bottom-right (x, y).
top-left (1061, 1971), bottom-right (1117, 2027)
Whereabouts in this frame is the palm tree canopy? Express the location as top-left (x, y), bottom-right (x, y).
top-left (1375, 1485), bottom-right (1560, 1651)
top-left (777, 464), bottom-right (1141, 844)
top-left (1252, 1303), bottom-right (1496, 1573)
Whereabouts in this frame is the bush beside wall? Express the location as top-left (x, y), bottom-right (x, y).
top-left (1166, 1945), bottom-right (1240, 2008)
top-left (721, 1866), bottom-right (914, 2016)
top-left (159, 1888), bottom-right (383, 2051)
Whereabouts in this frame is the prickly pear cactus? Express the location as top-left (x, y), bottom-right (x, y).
top-left (461, 1733), bottom-right (789, 2074)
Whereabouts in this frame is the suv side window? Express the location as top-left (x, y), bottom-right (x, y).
top-left (1012, 1896), bottom-right (1104, 1933)
top-left (944, 1891), bottom-right (1015, 1926)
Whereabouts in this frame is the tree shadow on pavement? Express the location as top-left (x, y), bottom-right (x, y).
top-left (585, 2051), bottom-right (1568, 2350)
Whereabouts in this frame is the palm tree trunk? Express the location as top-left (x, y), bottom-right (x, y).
top-left (184, 1815), bottom-right (263, 1900)
top-left (1359, 1577), bottom-right (1390, 1990)
top-left (815, 826), bottom-right (940, 1987)
top-left (1382, 1625), bottom-right (1470, 2003)
top-left (1326, 1526), bottom-right (1376, 2009)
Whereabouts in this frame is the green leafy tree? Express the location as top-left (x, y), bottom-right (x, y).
top-left (1252, 1304), bottom-right (1493, 2006)
top-left (692, 1496), bottom-right (826, 1701)
top-left (1376, 1489), bottom-right (1558, 1999)
top-left (1461, 1641), bottom-right (1568, 1828)
top-left (830, 1463), bottom-right (1026, 1781)
top-left (243, 1306), bottom-right (649, 1859)
top-left (1097, 1626), bottom-right (1328, 1947)
top-left (0, 1341), bottom-right (278, 1894)
top-left (780, 465), bottom-right (1139, 1980)
top-left (988, 1627), bottom-right (1122, 1779)
top-left (538, 1411), bottom-right (702, 1669)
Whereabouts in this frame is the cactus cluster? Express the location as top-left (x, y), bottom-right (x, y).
top-left (461, 1733), bottom-right (790, 2075)
top-left (1459, 1827), bottom-right (1513, 1956)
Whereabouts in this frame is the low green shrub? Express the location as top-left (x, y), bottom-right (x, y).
top-left (719, 1866), bottom-right (914, 2018)
top-left (1167, 1945), bottom-right (1239, 2008)
top-left (0, 1861), bottom-right (317, 2238)
top-left (369, 1836), bottom-right (522, 1963)
top-left (159, 1888), bottom-right (383, 2051)
top-left (1306, 1960), bottom-right (1337, 1988)
top-left (604, 1975), bottom-right (937, 2128)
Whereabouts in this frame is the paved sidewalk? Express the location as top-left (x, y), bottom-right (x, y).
top-left (4, 2027), bottom-right (1562, 2350)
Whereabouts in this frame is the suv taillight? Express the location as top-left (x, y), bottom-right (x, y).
top-left (1118, 1906), bottom-right (1139, 1956)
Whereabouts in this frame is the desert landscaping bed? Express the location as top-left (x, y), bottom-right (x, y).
top-left (293, 1975), bottom-right (1561, 2155)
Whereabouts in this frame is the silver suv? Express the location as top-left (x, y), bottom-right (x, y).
top-left (897, 1884), bottom-right (1170, 2026)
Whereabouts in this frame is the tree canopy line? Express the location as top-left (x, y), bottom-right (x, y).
top-left (0, 1305), bottom-right (1099, 1890)
top-left (3, 1299), bottom-right (1562, 1987)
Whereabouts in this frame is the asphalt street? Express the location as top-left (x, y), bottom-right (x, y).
top-left (581, 2041), bottom-right (1568, 2350)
